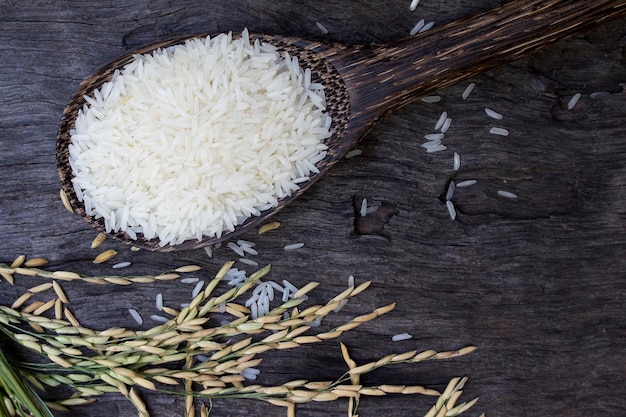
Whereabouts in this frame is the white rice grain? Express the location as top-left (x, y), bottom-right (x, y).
top-left (419, 21), bottom-right (435, 33)
top-left (360, 198), bottom-right (368, 217)
top-left (112, 261), bottom-right (131, 269)
top-left (446, 182), bottom-right (455, 201)
top-left (453, 152), bottom-right (461, 171)
top-left (440, 117), bottom-right (452, 133)
top-left (128, 308), bottom-right (143, 325)
top-left (315, 22), bottom-right (329, 34)
top-left (462, 82), bottom-right (475, 100)
top-left (485, 108), bottom-right (503, 120)
top-left (192, 281), bottom-right (205, 298)
top-left (489, 127), bottom-right (509, 136)
top-left (284, 243), bottom-right (305, 251)
top-left (409, 0), bottom-right (420, 11)
top-left (155, 293), bottom-right (163, 311)
top-left (446, 200), bottom-right (457, 220)
top-left (150, 315), bottom-right (168, 323)
top-left (348, 275), bottom-right (355, 288)
top-left (426, 144), bottom-right (447, 153)
top-left (392, 333), bottom-right (413, 342)
top-left (420, 95), bottom-right (441, 103)
top-left (228, 242), bottom-right (245, 257)
top-left (239, 258), bottom-right (259, 266)
top-left (456, 180), bottom-right (477, 188)
top-left (424, 133), bottom-right (445, 141)
top-left (345, 149), bottom-right (362, 159)
top-left (203, 246), bottom-right (213, 258)
top-left (181, 277), bottom-right (200, 284)
top-left (435, 112), bottom-right (448, 130)
top-left (497, 190), bottom-right (518, 199)
top-left (567, 93), bottom-right (581, 110)
top-left (421, 140), bottom-right (442, 150)
top-left (410, 19), bottom-right (425, 36)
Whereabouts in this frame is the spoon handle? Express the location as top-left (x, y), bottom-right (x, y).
top-left (326, 0), bottom-right (625, 138)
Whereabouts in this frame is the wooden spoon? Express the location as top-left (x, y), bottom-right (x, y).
top-left (56, 0), bottom-right (626, 251)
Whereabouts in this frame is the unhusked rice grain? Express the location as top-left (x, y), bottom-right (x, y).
top-left (69, 30), bottom-right (331, 247)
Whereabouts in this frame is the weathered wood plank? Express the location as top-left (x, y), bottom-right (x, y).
top-left (1, 1), bottom-right (625, 416)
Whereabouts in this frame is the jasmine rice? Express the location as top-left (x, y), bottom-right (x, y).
top-left (69, 30), bottom-right (331, 247)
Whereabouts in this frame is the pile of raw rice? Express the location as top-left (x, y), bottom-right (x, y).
top-left (69, 29), bottom-right (331, 246)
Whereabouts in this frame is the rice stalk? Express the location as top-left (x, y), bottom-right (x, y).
top-left (0, 261), bottom-right (480, 417)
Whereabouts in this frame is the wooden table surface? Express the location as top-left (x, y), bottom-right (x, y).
top-left (1, 1), bottom-right (625, 416)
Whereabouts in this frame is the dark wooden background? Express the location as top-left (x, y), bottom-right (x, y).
top-left (1, 1), bottom-right (625, 416)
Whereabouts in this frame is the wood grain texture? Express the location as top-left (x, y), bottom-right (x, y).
top-left (1, 1), bottom-right (626, 417)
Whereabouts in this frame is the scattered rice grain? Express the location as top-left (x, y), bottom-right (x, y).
top-left (24, 258), bottom-right (49, 267)
top-left (489, 127), bottom-right (509, 136)
top-left (181, 277), bottom-right (200, 284)
top-left (420, 95), bottom-right (441, 103)
top-left (156, 293), bottom-right (163, 311)
top-left (284, 243), bottom-right (305, 251)
top-left (60, 189), bottom-right (73, 213)
top-left (446, 200), bottom-right (457, 220)
top-left (129, 308), bottom-right (143, 325)
top-left (445, 182), bottom-right (455, 201)
top-left (497, 190), bottom-right (518, 199)
top-left (590, 91), bottom-right (610, 99)
top-left (453, 152), bottom-right (460, 171)
top-left (424, 133), bottom-right (444, 141)
top-left (435, 112), bottom-right (448, 130)
top-left (461, 82), bottom-right (475, 100)
top-left (409, 0), bottom-right (420, 11)
top-left (426, 144), bottom-right (447, 153)
top-left (228, 242), bottom-right (245, 257)
top-left (239, 258), bottom-right (259, 266)
top-left (315, 22), bottom-right (329, 34)
top-left (192, 281), bottom-right (205, 298)
top-left (93, 250), bottom-right (117, 264)
top-left (440, 117), bottom-right (452, 133)
top-left (150, 315), bottom-right (168, 323)
top-left (410, 19), bottom-right (425, 36)
top-left (392, 333), bottom-right (413, 342)
top-left (456, 180), bottom-right (477, 188)
top-left (258, 222), bottom-right (281, 235)
top-left (345, 149), bottom-right (362, 159)
top-left (419, 21), bottom-right (435, 32)
top-left (485, 108), bottom-right (503, 120)
top-left (360, 198), bottom-right (368, 217)
top-left (112, 261), bottom-right (131, 269)
top-left (567, 93), bottom-right (581, 110)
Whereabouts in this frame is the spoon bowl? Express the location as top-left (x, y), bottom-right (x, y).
top-left (57, 0), bottom-right (625, 251)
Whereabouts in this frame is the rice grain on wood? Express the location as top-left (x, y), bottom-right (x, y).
top-left (68, 30), bottom-right (331, 247)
